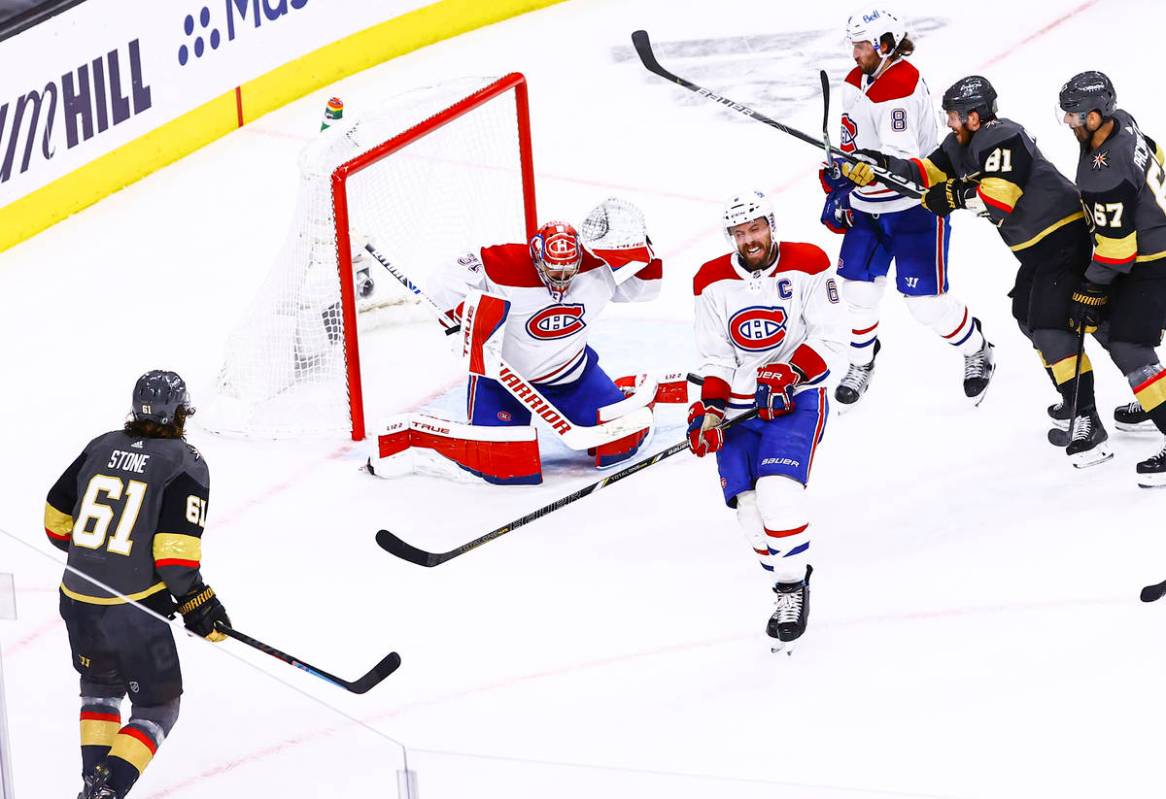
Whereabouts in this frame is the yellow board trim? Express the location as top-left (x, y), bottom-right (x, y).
top-left (107, 731), bottom-right (155, 773)
top-left (60, 581), bottom-right (167, 606)
top-left (1009, 211), bottom-right (1085, 252)
top-left (1051, 353), bottom-right (1092, 385)
top-left (153, 533), bottom-right (202, 563)
top-left (45, 503), bottom-right (74, 537)
top-left (0, 0), bottom-right (566, 253)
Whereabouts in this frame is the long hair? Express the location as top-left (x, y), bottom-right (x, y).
top-left (887, 35), bottom-right (915, 58)
top-left (124, 406), bottom-right (191, 440)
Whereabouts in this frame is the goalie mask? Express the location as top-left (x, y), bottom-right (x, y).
top-left (530, 221), bottom-right (583, 299)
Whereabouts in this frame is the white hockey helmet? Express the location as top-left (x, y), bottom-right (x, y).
top-left (846, 7), bottom-right (907, 54)
top-left (722, 190), bottom-right (776, 239)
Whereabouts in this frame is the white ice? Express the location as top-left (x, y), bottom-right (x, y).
top-left (3, 1), bottom-right (1166, 797)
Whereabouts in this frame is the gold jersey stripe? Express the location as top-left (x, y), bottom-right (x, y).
top-left (1135, 250), bottom-right (1166, 263)
top-left (153, 533), bottom-right (202, 563)
top-left (1051, 353), bottom-right (1093, 385)
top-left (44, 503), bottom-right (73, 537)
top-left (60, 581), bottom-right (167, 606)
top-left (978, 176), bottom-right (1024, 210)
top-left (918, 157), bottom-right (949, 186)
top-left (1008, 211), bottom-right (1084, 252)
top-left (1094, 230), bottom-right (1138, 262)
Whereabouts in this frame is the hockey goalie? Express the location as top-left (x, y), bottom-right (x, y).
top-left (369, 198), bottom-right (686, 485)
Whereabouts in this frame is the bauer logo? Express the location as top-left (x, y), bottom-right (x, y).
top-left (526, 305), bottom-right (586, 340)
top-left (728, 306), bottom-right (787, 351)
top-left (178, 0), bottom-right (310, 65)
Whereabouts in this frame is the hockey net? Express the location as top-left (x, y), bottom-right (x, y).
top-left (200, 74), bottom-right (537, 440)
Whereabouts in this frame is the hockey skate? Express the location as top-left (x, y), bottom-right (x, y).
top-left (78, 765), bottom-right (117, 799)
top-left (1047, 399), bottom-right (1071, 431)
top-left (1136, 440), bottom-right (1166, 488)
top-left (962, 320), bottom-right (995, 406)
top-left (1115, 401), bottom-right (1157, 434)
top-left (835, 340), bottom-right (880, 408)
top-left (1066, 408), bottom-right (1114, 468)
top-left (767, 565), bottom-right (811, 655)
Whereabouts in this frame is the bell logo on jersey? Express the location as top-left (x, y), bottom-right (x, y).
top-left (728, 306), bottom-right (788, 351)
top-left (526, 304), bottom-right (587, 340)
top-left (840, 114), bottom-right (858, 153)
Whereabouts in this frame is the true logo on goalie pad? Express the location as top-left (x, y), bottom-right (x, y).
top-left (728, 306), bottom-right (788, 351)
top-left (526, 304), bottom-right (587, 340)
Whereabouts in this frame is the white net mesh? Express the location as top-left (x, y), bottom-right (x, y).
top-left (200, 76), bottom-right (532, 439)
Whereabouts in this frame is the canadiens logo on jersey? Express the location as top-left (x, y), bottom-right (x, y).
top-left (728, 306), bottom-right (788, 351)
top-left (526, 304), bottom-right (587, 340)
top-left (840, 114), bottom-right (858, 153)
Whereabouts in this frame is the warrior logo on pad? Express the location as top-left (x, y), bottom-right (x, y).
top-left (728, 306), bottom-right (787, 351)
top-left (527, 304), bottom-right (587, 340)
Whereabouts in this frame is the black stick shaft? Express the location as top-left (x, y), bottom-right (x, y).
top-left (220, 624), bottom-right (400, 694)
top-left (377, 409), bottom-right (758, 567)
top-left (364, 242), bottom-right (460, 336)
top-left (1065, 325), bottom-right (1087, 450)
top-left (630, 30), bottom-right (924, 199)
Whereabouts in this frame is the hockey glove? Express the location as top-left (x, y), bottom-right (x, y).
top-left (818, 158), bottom-right (852, 194)
top-left (687, 399), bottom-right (726, 457)
top-left (841, 149), bottom-right (889, 188)
top-left (177, 585), bottom-right (230, 643)
top-left (821, 191), bottom-right (854, 233)
top-left (755, 363), bottom-right (799, 421)
top-left (921, 179), bottom-right (975, 216)
top-left (1069, 280), bottom-right (1109, 331)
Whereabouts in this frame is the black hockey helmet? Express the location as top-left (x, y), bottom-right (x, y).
top-left (1058, 70), bottom-right (1116, 120)
top-left (942, 75), bottom-right (998, 122)
top-left (132, 370), bottom-right (194, 425)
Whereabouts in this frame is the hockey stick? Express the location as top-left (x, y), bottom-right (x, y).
top-left (218, 624), bottom-right (401, 694)
top-left (376, 405), bottom-right (758, 567)
top-left (1064, 324), bottom-right (1088, 451)
top-left (819, 70), bottom-right (838, 179)
top-left (363, 242), bottom-right (654, 451)
top-left (1140, 579), bottom-right (1166, 602)
top-left (630, 30), bottom-right (925, 200)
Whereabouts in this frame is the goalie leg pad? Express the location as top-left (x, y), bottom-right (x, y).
top-left (372, 414), bottom-right (542, 485)
top-left (461, 290), bottom-right (510, 378)
top-left (615, 371), bottom-right (691, 404)
top-left (569, 355), bottom-right (654, 468)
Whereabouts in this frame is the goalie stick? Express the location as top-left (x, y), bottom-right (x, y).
top-left (1140, 579), bottom-right (1166, 603)
top-left (630, 30), bottom-right (925, 200)
top-left (218, 623), bottom-right (401, 694)
top-left (376, 400), bottom-right (758, 567)
top-left (363, 242), bottom-right (654, 451)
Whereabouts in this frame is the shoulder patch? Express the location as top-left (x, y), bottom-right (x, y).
top-left (480, 243), bottom-right (544, 288)
top-left (866, 59), bottom-right (920, 104)
top-left (776, 242), bottom-right (831, 275)
top-left (844, 67), bottom-right (862, 89)
top-left (693, 254), bottom-right (739, 296)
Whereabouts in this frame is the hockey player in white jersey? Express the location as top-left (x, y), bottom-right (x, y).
top-left (427, 201), bottom-right (663, 478)
top-left (688, 191), bottom-right (846, 650)
top-left (820, 7), bottom-right (995, 407)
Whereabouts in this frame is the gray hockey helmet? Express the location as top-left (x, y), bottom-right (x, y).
top-left (132, 370), bottom-right (194, 424)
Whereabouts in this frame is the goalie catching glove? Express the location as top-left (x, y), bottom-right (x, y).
top-left (176, 584), bottom-right (230, 642)
top-left (755, 362), bottom-right (799, 420)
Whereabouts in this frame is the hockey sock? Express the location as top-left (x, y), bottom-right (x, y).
top-left (1130, 363), bottom-right (1166, 433)
top-left (903, 294), bottom-right (984, 356)
top-left (756, 476), bottom-right (809, 583)
top-left (1048, 352), bottom-right (1096, 412)
top-left (79, 697), bottom-right (122, 776)
top-left (103, 718), bottom-right (167, 795)
top-left (735, 491), bottom-right (773, 573)
top-left (840, 277), bottom-right (884, 366)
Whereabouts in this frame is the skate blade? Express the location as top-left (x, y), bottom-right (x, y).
top-left (1070, 443), bottom-right (1114, 469)
top-left (1117, 421), bottom-right (1158, 434)
top-left (1137, 472), bottom-right (1166, 489)
top-left (1049, 418), bottom-right (1070, 432)
top-left (768, 637), bottom-right (800, 656)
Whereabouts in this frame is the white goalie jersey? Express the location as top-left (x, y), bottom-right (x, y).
top-left (694, 242), bottom-right (847, 415)
top-left (427, 243), bottom-right (661, 385)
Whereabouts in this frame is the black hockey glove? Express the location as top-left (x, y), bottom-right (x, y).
top-left (176, 585), bottom-right (230, 642)
top-left (922, 179), bottom-right (974, 216)
top-left (1069, 280), bottom-right (1109, 331)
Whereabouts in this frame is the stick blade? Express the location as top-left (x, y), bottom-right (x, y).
top-left (376, 529), bottom-right (440, 567)
top-left (348, 652), bottom-right (402, 694)
top-left (1140, 583), bottom-right (1166, 603)
top-left (630, 30), bottom-right (664, 74)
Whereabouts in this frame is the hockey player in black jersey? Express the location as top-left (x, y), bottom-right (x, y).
top-left (45, 371), bottom-right (232, 797)
top-left (854, 76), bottom-right (1111, 465)
top-left (1059, 71), bottom-right (1166, 487)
